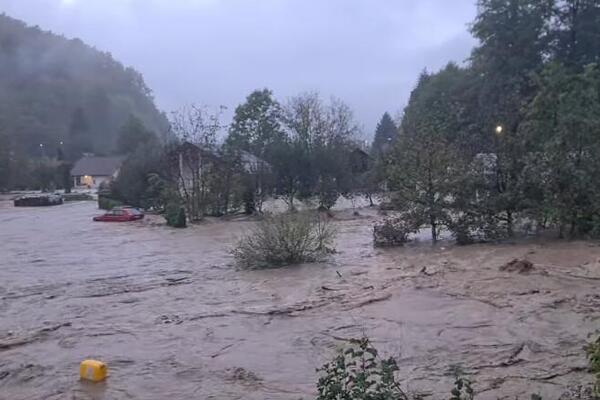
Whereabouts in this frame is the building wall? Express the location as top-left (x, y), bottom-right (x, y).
top-left (73, 175), bottom-right (111, 189)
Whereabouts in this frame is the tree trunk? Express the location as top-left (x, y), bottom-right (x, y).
top-left (430, 214), bottom-right (437, 242)
top-left (506, 209), bottom-right (514, 237)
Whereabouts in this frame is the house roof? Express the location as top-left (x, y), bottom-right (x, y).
top-left (71, 156), bottom-right (125, 176)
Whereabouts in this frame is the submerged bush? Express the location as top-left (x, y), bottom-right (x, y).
top-left (373, 213), bottom-right (421, 247)
top-left (165, 203), bottom-right (186, 228)
top-left (98, 196), bottom-right (122, 211)
top-left (232, 213), bottom-right (336, 268)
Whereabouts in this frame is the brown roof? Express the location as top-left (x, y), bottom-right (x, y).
top-left (71, 156), bottom-right (124, 176)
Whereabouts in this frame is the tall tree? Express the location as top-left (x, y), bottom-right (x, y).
top-left (66, 107), bottom-right (92, 160)
top-left (225, 89), bottom-right (285, 158)
top-left (521, 62), bottom-right (600, 236)
top-left (470, 0), bottom-right (553, 235)
top-left (282, 93), bottom-right (359, 209)
top-left (391, 69), bottom-right (469, 242)
top-left (552, 0), bottom-right (600, 68)
top-left (116, 114), bottom-right (157, 154)
top-left (371, 112), bottom-right (397, 158)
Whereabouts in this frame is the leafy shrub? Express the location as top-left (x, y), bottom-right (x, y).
top-left (232, 212), bottom-right (336, 269)
top-left (446, 212), bottom-right (511, 245)
top-left (165, 203), bottom-right (186, 228)
top-left (98, 196), bottom-right (122, 210)
top-left (448, 366), bottom-right (474, 400)
top-left (587, 334), bottom-right (600, 397)
top-left (316, 335), bottom-right (600, 400)
top-left (316, 337), bottom-right (408, 400)
top-left (373, 214), bottom-right (421, 247)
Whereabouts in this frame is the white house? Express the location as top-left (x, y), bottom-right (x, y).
top-left (70, 155), bottom-right (124, 189)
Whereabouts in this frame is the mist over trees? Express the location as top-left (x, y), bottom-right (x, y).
top-left (0, 14), bottom-right (168, 190)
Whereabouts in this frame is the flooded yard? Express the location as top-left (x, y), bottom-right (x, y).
top-left (1, 200), bottom-right (599, 399)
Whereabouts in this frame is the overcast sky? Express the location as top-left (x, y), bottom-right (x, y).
top-left (0, 0), bottom-right (477, 135)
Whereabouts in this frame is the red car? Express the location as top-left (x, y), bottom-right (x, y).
top-left (93, 207), bottom-right (144, 222)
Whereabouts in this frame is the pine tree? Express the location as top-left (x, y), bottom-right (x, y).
top-left (371, 112), bottom-right (397, 158)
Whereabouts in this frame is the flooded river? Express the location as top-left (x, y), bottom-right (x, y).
top-left (1, 200), bottom-right (599, 399)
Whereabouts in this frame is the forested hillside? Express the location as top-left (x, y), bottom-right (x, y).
top-left (0, 13), bottom-right (168, 189)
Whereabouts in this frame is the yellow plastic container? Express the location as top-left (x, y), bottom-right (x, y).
top-left (79, 359), bottom-right (107, 382)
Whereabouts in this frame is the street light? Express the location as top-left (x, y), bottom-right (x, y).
top-left (495, 125), bottom-right (503, 135)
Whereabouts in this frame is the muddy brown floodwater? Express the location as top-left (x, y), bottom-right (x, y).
top-left (1, 200), bottom-right (599, 400)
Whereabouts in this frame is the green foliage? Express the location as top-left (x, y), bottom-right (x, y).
top-left (30, 159), bottom-right (60, 191)
top-left (270, 93), bottom-right (360, 210)
top-left (316, 337), bottom-right (407, 400)
top-left (116, 115), bottom-right (158, 155)
top-left (232, 213), bottom-right (336, 269)
top-left (98, 196), bottom-right (122, 210)
top-left (587, 335), bottom-right (600, 396)
top-left (110, 141), bottom-right (166, 209)
top-left (388, 114), bottom-right (465, 242)
top-left (165, 203), bottom-right (187, 228)
top-left (448, 367), bottom-right (474, 400)
top-left (521, 62), bottom-right (600, 237)
top-left (165, 202), bottom-right (187, 228)
top-left (552, 0), bottom-right (600, 68)
top-left (380, 1), bottom-right (600, 243)
top-left (226, 88), bottom-right (286, 157)
top-left (66, 107), bottom-right (93, 160)
top-left (372, 113), bottom-right (398, 159)
top-left (373, 214), bottom-right (421, 247)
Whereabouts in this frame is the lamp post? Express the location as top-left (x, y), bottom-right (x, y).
top-left (39, 143), bottom-right (45, 158)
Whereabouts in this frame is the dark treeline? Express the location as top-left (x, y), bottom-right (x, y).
top-left (0, 14), bottom-right (168, 190)
top-left (384, 0), bottom-right (600, 243)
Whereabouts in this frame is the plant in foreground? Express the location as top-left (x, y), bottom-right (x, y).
top-left (316, 335), bottom-right (600, 400)
top-left (586, 334), bottom-right (600, 397)
top-left (316, 337), bottom-right (408, 400)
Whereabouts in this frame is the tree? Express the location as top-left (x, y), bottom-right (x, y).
top-left (111, 141), bottom-right (166, 209)
top-left (552, 0), bottom-right (600, 68)
top-left (388, 130), bottom-right (463, 243)
top-left (270, 138), bottom-right (307, 211)
top-left (281, 93), bottom-right (360, 210)
top-left (225, 89), bottom-right (285, 157)
top-left (168, 105), bottom-right (231, 219)
top-left (169, 104), bottom-right (224, 149)
top-left (371, 112), bottom-right (398, 159)
top-left (225, 89), bottom-right (284, 212)
top-left (469, 0), bottom-right (554, 235)
top-left (0, 128), bottom-right (10, 191)
top-left (116, 114), bottom-right (158, 154)
top-left (66, 107), bottom-right (92, 160)
top-left (521, 62), bottom-right (600, 237)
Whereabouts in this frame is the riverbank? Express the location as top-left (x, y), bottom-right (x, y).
top-left (0, 201), bottom-right (598, 399)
